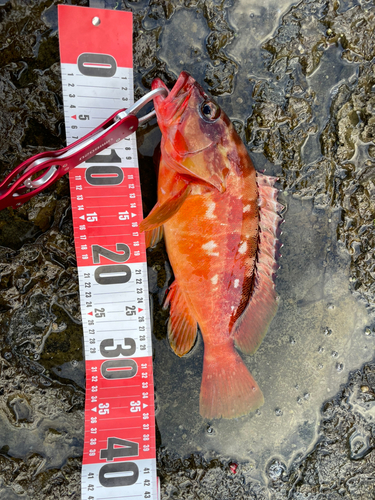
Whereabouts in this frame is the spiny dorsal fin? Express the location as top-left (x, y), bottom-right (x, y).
top-left (233, 172), bottom-right (282, 354)
top-left (139, 183), bottom-right (191, 232)
top-left (164, 281), bottom-right (198, 357)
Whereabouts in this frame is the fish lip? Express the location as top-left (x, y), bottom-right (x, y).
top-left (167, 71), bottom-right (192, 102)
top-left (151, 77), bottom-right (169, 96)
top-left (151, 72), bottom-right (194, 120)
top-left (151, 72), bottom-right (192, 100)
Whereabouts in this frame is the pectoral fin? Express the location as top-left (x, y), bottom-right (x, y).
top-left (164, 281), bottom-right (197, 357)
top-left (144, 226), bottom-right (164, 249)
top-left (139, 183), bottom-right (191, 232)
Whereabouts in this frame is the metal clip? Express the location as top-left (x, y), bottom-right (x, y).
top-left (0, 87), bottom-right (167, 210)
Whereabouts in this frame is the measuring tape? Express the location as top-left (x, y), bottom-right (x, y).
top-left (58, 6), bottom-right (157, 499)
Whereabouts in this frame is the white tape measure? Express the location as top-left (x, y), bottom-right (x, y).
top-left (58, 5), bottom-right (157, 499)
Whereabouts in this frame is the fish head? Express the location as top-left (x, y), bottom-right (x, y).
top-left (151, 72), bottom-right (234, 192)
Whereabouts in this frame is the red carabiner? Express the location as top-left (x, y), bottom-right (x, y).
top-left (0, 110), bottom-right (138, 211)
top-left (0, 86), bottom-right (168, 211)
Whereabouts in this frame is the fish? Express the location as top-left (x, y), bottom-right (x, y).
top-left (139, 72), bottom-right (282, 419)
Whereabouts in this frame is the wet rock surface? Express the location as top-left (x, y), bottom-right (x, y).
top-left (156, 363), bottom-right (375, 499)
top-left (245, 0), bottom-right (375, 313)
top-left (0, 0), bottom-right (375, 499)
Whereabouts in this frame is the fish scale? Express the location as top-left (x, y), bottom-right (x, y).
top-left (140, 72), bottom-right (282, 420)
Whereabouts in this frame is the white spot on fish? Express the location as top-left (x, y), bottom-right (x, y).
top-left (243, 204), bottom-right (251, 213)
top-left (234, 279), bottom-right (240, 288)
top-left (211, 274), bottom-right (218, 285)
top-left (205, 200), bottom-right (216, 219)
top-left (203, 240), bottom-right (217, 251)
top-left (202, 240), bottom-right (219, 256)
top-left (238, 241), bottom-right (247, 254)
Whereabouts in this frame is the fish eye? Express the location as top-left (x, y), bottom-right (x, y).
top-left (199, 100), bottom-right (220, 122)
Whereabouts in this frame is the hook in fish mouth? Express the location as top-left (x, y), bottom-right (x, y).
top-left (151, 71), bottom-right (213, 124)
top-left (152, 71), bottom-right (192, 103)
top-left (152, 73), bottom-right (196, 125)
top-left (151, 72), bottom-right (215, 155)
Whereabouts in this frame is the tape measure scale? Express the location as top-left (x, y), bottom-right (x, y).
top-left (58, 6), bottom-right (157, 499)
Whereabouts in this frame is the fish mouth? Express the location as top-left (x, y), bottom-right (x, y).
top-left (151, 71), bottom-right (191, 100)
top-left (151, 72), bottom-right (213, 157)
top-left (151, 72), bottom-right (194, 123)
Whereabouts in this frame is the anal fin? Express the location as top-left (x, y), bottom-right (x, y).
top-left (233, 172), bottom-right (282, 354)
top-left (164, 281), bottom-right (197, 357)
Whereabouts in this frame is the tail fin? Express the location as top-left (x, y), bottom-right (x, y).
top-left (199, 342), bottom-right (264, 419)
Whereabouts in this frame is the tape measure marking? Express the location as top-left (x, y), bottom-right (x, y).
top-left (58, 6), bottom-right (157, 499)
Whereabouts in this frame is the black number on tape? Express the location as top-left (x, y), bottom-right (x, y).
top-left (100, 437), bottom-right (139, 461)
top-left (92, 244), bottom-right (130, 264)
top-left (100, 338), bottom-right (136, 357)
top-left (85, 166), bottom-right (124, 186)
top-left (74, 46), bottom-right (151, 494)
top-left (99, 462), bottom-right (139, 487)
top-left (77, 53), bottom-right (117, 78)
top-left (94, 264), bottom-right (131, 285)
top-left (126, 305), bottom-right (136, 316)
top-left (101, 359), bottom-right (137, 379)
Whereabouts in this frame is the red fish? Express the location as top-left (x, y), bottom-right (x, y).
top-left (140, 72), bottom-right (281, 419)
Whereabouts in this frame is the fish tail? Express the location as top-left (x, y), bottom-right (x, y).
top-left (199, 341), bottom-right (264, 419)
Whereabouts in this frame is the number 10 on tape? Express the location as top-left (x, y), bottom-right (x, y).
top-left (58, 6), bottom-right (157, 500)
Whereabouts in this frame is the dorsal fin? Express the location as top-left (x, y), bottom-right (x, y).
top-left (164, 281), bottom-right (198, 357)
top-left (233, 173), bottom-right (282, 354)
